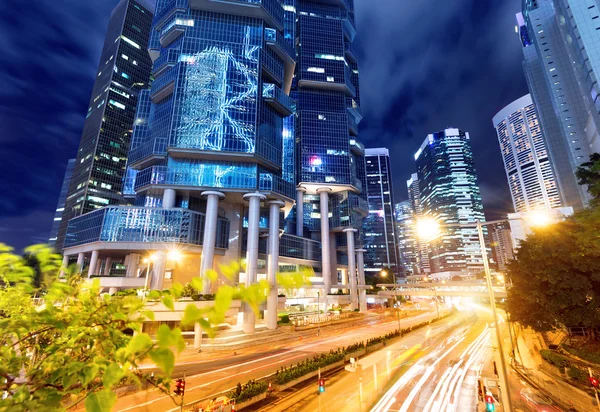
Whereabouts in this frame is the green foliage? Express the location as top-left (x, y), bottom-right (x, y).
top-left (540, 350), bottom-right (571, 369)
top-left (576, 153), bottom-right (600, 204)
top-left (567, 365), bottom-right (589, 384)
top-left (562, 345), bottom-right (600, 365)
top-left (279, 315), bottom-right (290, 324)
top-left (227, 379), bottom-right (268, 403)
top-left (506, 207), bottom-right (600, 331)
top-left (273, 350), bottom-right (345, 385)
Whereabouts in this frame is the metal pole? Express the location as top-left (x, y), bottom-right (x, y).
top-left (180, 370), bottom-right (186, 412)
top-left (477, 222), bottom-right (512, 411)
top-left (317, 292), bottom-right (320, 337)
top-left (588, 368), bottom-right (600, 411)
top-left (392, 270), bottom-right (401, 332)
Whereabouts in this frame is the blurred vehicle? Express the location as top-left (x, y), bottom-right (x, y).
top-left (520, 388), bottom-right (563, 412)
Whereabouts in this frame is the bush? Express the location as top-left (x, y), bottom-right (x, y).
top-left (191, 294), bottom-right (203, 301)
top-left (567, 365), bottom-right (589, 385)
top-left (562, 345), bottom-right (600, 365)
top-left (279, 315), bottom-right (290, 324)
top-left (203, 294), bottom-right (215, 301)
top-left (540, 350), bottom-right (570, 369)
top-left (274, 350), bottom-right (344, 385)
top-left (228, 380), bottom-right (268, 403)
top-left (182, 283), bottom-right (197, 298)
top-left (353, 308), bottom-right (360, 312)
top-left (278, 294), bottom-right (286, 297)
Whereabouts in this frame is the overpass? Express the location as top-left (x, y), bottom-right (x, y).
top-left (375, 281), bottom-right (507, 299)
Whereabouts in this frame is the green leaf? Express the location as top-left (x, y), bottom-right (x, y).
top-left (102, 363), bottom-right (124, 388)
top-left (81, 365), bottom-right (99, 387)
top-left (147, 290), bottom-right (161, 300)
top-left (150, 348), bottom-right (175, 375)
top-left (157, 324), bottom-right (176, 349)
top-left (162, 295), bottom-right (174, 311)
top-left (190, 277), bottom-right (203, 292)
top-left (181, 303), bottom-right (202, 326)
top-left (85, 389), bottom-right (117, 412)
top-left (126, 333), bottom-right (153, 355)
top-left (206, 269), bottom-right (218, 281)
top-left (171, 282), bottom-right (183, 298)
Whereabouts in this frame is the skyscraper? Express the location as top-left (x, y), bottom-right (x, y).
top-left (517, 2), bottom-right (597, 210)
top-left (61, 0), bottom-right (368, 332)
top-left (407, 173), bottom-right (430, 274)
top-left (493, 94), bottom-right (562, 212)
top-left (363, 148), bottom-right (400, 280)
top-left (48, 159), bottom-right (75, 249)
top-left (395, 201), bottom-right (417, 276)
top-left (414, 128), bottom-right (487, 275)
top-left (55, 0), bottom-right (154, 250)
top-left (490, 223), bottom-right (514, 272)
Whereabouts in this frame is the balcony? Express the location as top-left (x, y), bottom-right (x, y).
top-left (153, 0), bottom-right (188, 29)
top-left (150, 65), bottom-right (177, 102)
top-left (264, 28), bottom-right (295, 64)
top-left (263, 83), bottom-right (295, 116)
top-left (189, 0), bottom-right (284, 31)
top-left (259, 173), bottom-right (295, 200)
top-left (261, 49), bottom-right (284, 86)
top-left (152, 49), bottom-right (179, 77)
top-left (297, 64), bottom-right (356, 97)
top-left (341, 10), bottom-right (356, 41)
top-left (347, 98), bottom-right (363, 122)
top-left (64, 206), bottom-right (230, 249)
top-left (344, 41), bottom-right (357, 63)
top-left (348, 115), bottom-right (358, 136)
top-left (349, 138), bottom-right (364, 155)
top-left (128, 137), bottom-right (168, 169)
top-left (159, 19), bottom-right (186, 47)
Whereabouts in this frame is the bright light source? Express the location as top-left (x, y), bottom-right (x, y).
top-left (497, 275), bottom-right (504, 283)
top-left (381, 270), bottom-right (388, 278)
top-left (527, 210), bottom-right (553, 227)
top-left (167, 250), bottom-right (183, 261)
top-left (149, 253), bottom-right (158, 262)
top-left (416, 218), bottom-right (440, 240)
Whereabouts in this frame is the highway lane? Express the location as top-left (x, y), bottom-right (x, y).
top-left (105, 310), bottom-right (441, 412)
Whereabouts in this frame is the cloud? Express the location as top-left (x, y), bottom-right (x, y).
top-left (0, 210), bottom-right (54, 253)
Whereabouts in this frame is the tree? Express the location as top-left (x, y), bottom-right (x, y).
top-left (0, 244), bottom-right (296, 412)
top-left (576, 152), bottom-right (600, 203)
top-left (506, 207), bottom-right (600, 332)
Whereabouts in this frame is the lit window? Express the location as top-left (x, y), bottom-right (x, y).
top-left (109, 100), bottom-right (126, 110)
top-left (87, 196), bottom-right (109, 205)
top-left (318, 114), bottom-right (326, 120)
top-left (326, 76), bottom-right (334, 82)
top-left (307, 67), bottom-right (325, 73)
top-left (315, 54), bottom-right (344, 61)
top-left (120, 35), bottom-right (140, 49)
top-left (122, 54), bottom-right (129, 60)
top-left (121, 72), bottom-right (130, 79)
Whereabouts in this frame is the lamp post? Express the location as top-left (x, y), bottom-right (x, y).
top-left (383, 268), bottom-right (402, 333)
top-left (317, 291), bottom-right (320, 337)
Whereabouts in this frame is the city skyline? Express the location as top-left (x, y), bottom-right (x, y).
top-left (0, 0), bottom-right (527, 252)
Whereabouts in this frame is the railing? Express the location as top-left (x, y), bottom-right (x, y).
top-left (349, 138), bottom-right (364, 155)
top-left (261, 49), bottom-right (284, 85)
top-left (152, 49), bottom-right (179, 76)
top-left (259, 173), bottom-right (295, 199)
top-left (263, 83), bottom-right (295, 115)
top-left (128, 137), bottom-right (167, 166)
top-left (64, 206), bottom-right (229, 249)
top-left (348, 115), bottom-right (358, 135)
top-left (264, 28), bottom-right (295, 61)
top-left (153, 0), bottom-right (188, 28)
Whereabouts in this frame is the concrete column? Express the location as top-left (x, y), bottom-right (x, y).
top-left (329, 232), bottom-right (338, 286)
top-left (242, 192), bottom-right (266, 334)
top-left (194, 322), bottom-right (202, 349)
top-left (356, 249), bottom-right (367, 313)
top-left (267, 200), bottom-right (285, 330)
top-left (151, 251), bottom-right (167, 290)
top-left (344, 228), bottom-right (358, 310)
top-left (126, 254), bottom-right (139, 278)
top-left (317, 188), bottom-right (332, 294)
top-left (296, 187), bottom-right (305, 236)
top-left (200, 191), bottom-right (225, 293)
top-left (76, 253), bottom-right (85, 274)
top-left (88, 250), bottom-right (99, 278)
top-left (163, 188), bottom-right (176, 209)
top-left (59, 255), bottom-right (69, 277)
top-left (103, 257), bottom-right (112, 276)
top-left (109, 287), bottom-right (118, 295)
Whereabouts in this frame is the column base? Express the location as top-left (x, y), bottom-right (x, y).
top-left (359, 290), bottom-right (367, 313)
top-left (266, 287), bottom-right (278, 330)
top-left (242, 304), bottom-right (256, 334)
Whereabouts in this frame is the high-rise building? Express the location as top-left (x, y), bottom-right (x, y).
top-left (517, 2), bottom-right (597, 210)
top-left (363, 148), bottom-right (400, 280)
top-left (395, 201), bottom-right (417, 276)
top-left (490, 223), bottom-right (514, 272)
top-left (55, 0), bottom-right (154, 250)
top-left (407, 173), bottom-right (430, 274)
top-left (48, 159), bottom-right (75, 249)
top-left (493, 94), bottom-right (562, 212)
top-left (61, 0), bottom-right (368, 332)
top-left (414, 128), bottom-right (487, 275)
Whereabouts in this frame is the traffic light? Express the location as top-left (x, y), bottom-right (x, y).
top-left (318, 378), bottom-right (325, 393)
top-left (590, 376), bottom-right (599, 388)
top-left (485, 395), bottom-right (495, 412)
top-left (174, 378), bottom-right (186, 396)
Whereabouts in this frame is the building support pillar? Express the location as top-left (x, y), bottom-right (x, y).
top-left (126, 254), bottom-right (139, 278)
top-left (59, 255), bottom-right (69, 277)
top-left (108, 287), bottom-right (118, 295)
top-left (242, 192), bottom-right (266, 334)
top-left (200, 191), bottom-right (225, 294)
top-left (356, 249), bottom-right (367, 313)
top-left (194, 322), bottom-right (202, 349)
top-left (344, 228), bottom-right (358, 310)
top-left (162, 188), bottom-right (176, 209)
top-left (104, 257), bottom-right (112, 276)
top-left (317, 188), bottom-right (332, 294)
top-left (151, 251), bottom-right (167, 290)
top-left (76, 253), bottom-right (85, 274)
top-left (296, 187), bottom-right (305, 237)
top-left (267, 200), bottom-right (285, 330)
top-left (88, 250), bottom-right (99, 278)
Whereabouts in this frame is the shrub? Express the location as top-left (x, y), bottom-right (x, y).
top-left (274, 350), bottom-right (344, 385)
top-left (182, 283), bottom-right (197, 298)
top-left (540, 350), bottom-right (570, 369)
top-left (228, 380), bottom-right (268, 403)
top-left (279, 315), bottom-right (290, 324)
top-left (203, 294), bottom-right (215, 301)
top-left (353, 308), bottom-right (360, 312)
top-left (562, 345), bottom-right (600, 365)
top-left (191, 294), bottom-right (203, 301)
top-left (567, 365), bottom-right (589, 385)
top-left (278, 294), bottom-right (286, 297)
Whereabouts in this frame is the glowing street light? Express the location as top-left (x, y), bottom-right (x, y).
top-left (380, 269), bottom-right (388, 278)
top-left (527, 209), bottom-right (553, 227)
top-left (167, 250), bottom-right (183, 262)
top-left (415, 217), bottom-right (441, 241)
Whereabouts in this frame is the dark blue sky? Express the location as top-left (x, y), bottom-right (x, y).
top-left (0, 0), bottom-right (527, 251)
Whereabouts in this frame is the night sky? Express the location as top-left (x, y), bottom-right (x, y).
top-left (0, 0), bottom-right (528, 252)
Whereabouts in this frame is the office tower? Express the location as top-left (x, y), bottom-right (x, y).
top-left (48, 159), bottom-right (76, 248)
top-left (55, 0), bottom-right (154, 250)
top-left (414, 128), bottom-right (487, 275)
top-left (407, 173), bottom-right (430, 274)
top-left (517, 2), bottom-right (597, 210)
top-left (490, 223), bottom-right (514, 272)
top-left (293, 0), bottom-right (368, 311)
top-left (61, 0), bottom-right (368, 333)
top-left (363, 148), bottom-right (400, 281)
top-left (493, 94), bottom-right (562, 212)
top-left (395, 201), bottom-right (417, 276)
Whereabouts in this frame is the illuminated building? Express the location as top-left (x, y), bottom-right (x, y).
top-left (48, 159), bottom-right (75, 248)
top-left (395, 201), bottom-right (417, 276)
top-left (407, 173), bottom-right (430, 275)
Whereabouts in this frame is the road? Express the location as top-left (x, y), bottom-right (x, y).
top-left (107, 310), bottom-right (441, 412)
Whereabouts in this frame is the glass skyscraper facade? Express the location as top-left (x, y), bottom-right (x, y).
top-left (517, 1), bottom-right (598, 210)
top-left (395, 201), bottom-right (417, 276)
top-left (415, 128), bottom-right (487, 275)
top-left (48, 159), bottom-right (75, 249)
top-left (363, 148), bottom-right (400, 280)
top-left (493, 94), bottom-right (562, 212)
top-left (55, 0), bottom-right (154, 251)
